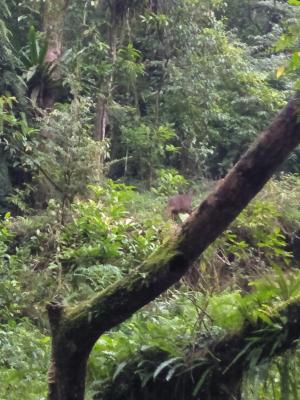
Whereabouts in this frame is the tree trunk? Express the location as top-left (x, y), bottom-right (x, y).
top-left (48, 354), bottom-right (88, 400)
top-left (94, 96), bottom-right (108, 142)
top-left (41, 0), bottom-right (69, 108)
top-left (43, 0), bottom-right (69, 54)
top-left (47, 301), bottom-right (92, 400)
top-left (0, 149), bottom-right (12, 212)
top-left (48, 92), bottom-right (300, 400)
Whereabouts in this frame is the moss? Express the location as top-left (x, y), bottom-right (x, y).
top-left (64, 235), bottom-right (183, 322)
top-left (142, 235), bottom-right (183, 273)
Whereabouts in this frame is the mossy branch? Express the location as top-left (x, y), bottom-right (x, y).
top-left (93, 298), bottom-right (300, 400)
top-left (49, 92), bottom-right (300, 355)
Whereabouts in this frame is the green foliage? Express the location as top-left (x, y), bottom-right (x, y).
top-left (60, 181), bottom-right (136, 269)
top-left (60, 181), bottom-right (164, 287)
top-left (208, 291), bottom-right (244, 331)
top-left (2, 1), bottom-right (300, 399)
top-left (0, 96), bottom-right (37, 163)
top-left (23, 26), bottom-right (48, 67)
top-left (151, 168), bottom-right (188, 196)
top-left (89, 266), bottom-right (300, 399)
top-left (66, 0), bottom-right (288, 179)
top-left (0, 0), bottom-right (13, 59)
top-left (21, 25), bottom-right (57, 106)
top-left (275, 0), bottom-right (300, 88)
top-left (233, 198), bottom-right (292, 262)
top-left (223, 0), bottom-right (291, 44)
top-left (0, 320), bottom-right (49, 400)
top-left (121, 123), bottom-right (177, 183)
top-left (0, 0), bottom-right (23, 97)
top-left (160, 22), bottom-right (285, 176)
top-left (0, 95), bottom-right (38, 212)
top-left (201, 176), bottom-right (300, 292)
top-left (88, 290), bottom-right (201, 388)
top-left (116, 43), bottom-right (145, 90)
top-left (0, 211), bottom-right (57, 322)
top-left (247, 350), bottom-right (300, 400)
top-left (32, 96), bottom-right (108, 206)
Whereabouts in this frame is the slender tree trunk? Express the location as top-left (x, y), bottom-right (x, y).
top-left (0, 149), bottom-right (12, 209)
top-left (94, 1), bottom-right (118, 141)
top-left (94, 96), bottom-right (108, 141)
top-left (47, 92), bottom-right (300, 400)
top-left (41, 0), bottom-right (69, 108)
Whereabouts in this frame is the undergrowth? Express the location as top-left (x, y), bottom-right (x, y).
top-left (1, 175), bottom-right (300, 399)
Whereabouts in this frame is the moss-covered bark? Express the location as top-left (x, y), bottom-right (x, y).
top-left (48, 92), bottom-right (300, 400)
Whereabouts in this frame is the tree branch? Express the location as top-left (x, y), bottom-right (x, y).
top-left (47, 92), bottom-right (300, 354)
top-left (93, 297), bottom-right (300, 400)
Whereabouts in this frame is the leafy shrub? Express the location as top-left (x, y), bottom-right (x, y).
top-left (0, 319), bottom-right (49, 400)
top-left (32, 97), bottom-right (108, 206)
top-left (201, 176), bottom-right (300, 291)
top-left (59, 181), bottom-right (165, 300)
top-left (89, 268), bottom-right (300, 399)
top-left (121, 123), bottom-right (178, 183)
top-left (151, 168), bottom-right (189, 196)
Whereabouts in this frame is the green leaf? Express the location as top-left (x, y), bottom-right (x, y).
top-left (112, 361), bottom-right (127, 381)
top-left (192, 368), bottom-right (212, 396)
top-left (276, 66), bottom-right (285, 79)
top-left (28, 26), bottom-right (38, 64)
top-left (288, 0), bottom-right (300, 5)
top-left (153, 357), bottom-right (181, 379)
top-left (223, 341), bottom-right (254, 374)
top-left (26, 66), bottom-right (38, 82)
top-left (39, 40), bottom-right (48, 64)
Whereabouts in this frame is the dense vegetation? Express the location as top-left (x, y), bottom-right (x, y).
top-left (1, 0), bottom-right (300, 399)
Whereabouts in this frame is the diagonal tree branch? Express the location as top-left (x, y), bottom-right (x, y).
top-left (50, 92), bottom-right (300, 346)
top-left (47, 92), bottom-right (300, 400)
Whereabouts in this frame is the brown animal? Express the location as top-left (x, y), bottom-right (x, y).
top-left (166, 190), bottom-right (193, 220)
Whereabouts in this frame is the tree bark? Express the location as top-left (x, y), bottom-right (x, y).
top-left (48, 92), bottom-right (300, 400)
top-left (94, 96), bottom-right (108, 142)
top-left (41, 0), bottom-right (69, 108)
top-left (43, 0), bottom-right (69, 54)
top-left (0, 149), bottom-right (12, 211)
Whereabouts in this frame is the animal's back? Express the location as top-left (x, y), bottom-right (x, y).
top-left (167, 192), bottom-right (193, 219)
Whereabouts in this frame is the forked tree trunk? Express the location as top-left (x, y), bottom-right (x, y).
top-left (48, 92), bottom-right (300, 400)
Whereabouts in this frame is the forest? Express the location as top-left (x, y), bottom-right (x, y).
top-left (1, 0), bottom-right (300, 399)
